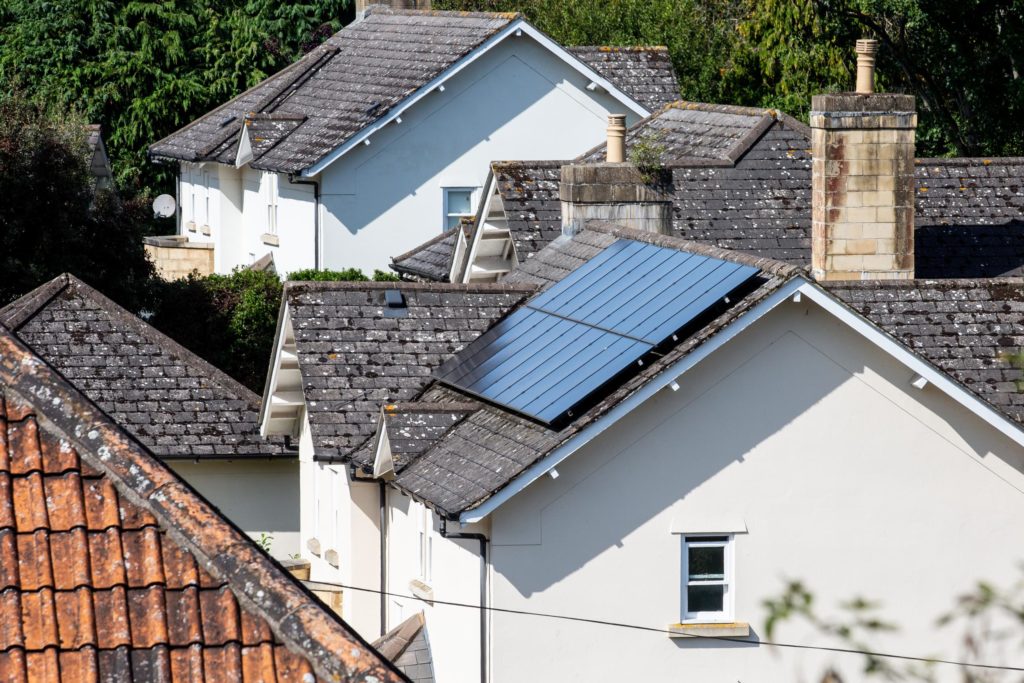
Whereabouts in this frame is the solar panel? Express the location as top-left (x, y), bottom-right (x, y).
top-left (434, 239), bottom-right (760, 427)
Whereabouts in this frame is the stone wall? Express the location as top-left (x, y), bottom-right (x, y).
top-left (560, 163), bottom-right (673, 236)
top-left (144, 236), bottom-right (215, 280)
top-left (810, 92), bottom-right (916, 280)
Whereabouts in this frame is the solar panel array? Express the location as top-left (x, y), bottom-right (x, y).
top-left (434, 240), bottom-right (760, 427)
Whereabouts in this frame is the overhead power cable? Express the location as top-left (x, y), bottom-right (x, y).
top-left (307, 579), bottom-right (1024, 673)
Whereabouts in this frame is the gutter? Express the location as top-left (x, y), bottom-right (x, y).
top-left (440, 520), bottom-right (489, 683)
top-left (379, 479), bottom-right (388, 637)
top-left (288, 175), bottom-right (321, 270)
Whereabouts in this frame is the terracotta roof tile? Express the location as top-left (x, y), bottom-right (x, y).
top-left (0, 327), bottom-right (406, 681)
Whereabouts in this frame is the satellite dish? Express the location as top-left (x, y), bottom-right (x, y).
top-left (152, 194), bottom-right (176, 218)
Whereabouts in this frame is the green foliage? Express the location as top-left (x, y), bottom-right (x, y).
top-left (0, 90), bottom-right (155, 310)
top-left (288, 267), bottom-right (400, 282)
top-left (0, 0), bottom-right (352, 195)
top-left (148, 265), bottom-right (400, 392)
top-left (628, 131), bottom-right (667, 184)
top-left (256, 533), bottom-right (274, 553)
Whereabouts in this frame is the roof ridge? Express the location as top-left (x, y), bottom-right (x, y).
top-left (491, 159), bottom-right (570, 169)
top-left (822, 277), bottom-right (1024, 288)
top-left (584, 222), bottom-right (801, 277)
top-left (0, 328), bottom-right (407, 682)
top-left (0, 273), bottom-right (71, 331)
top-left (284, 280), bottom-right (539, 294)
top-left (31, 273), bottom-right (264, 408)
top-left (366, 6), bottom-right (521, 20)
top-left (916, 156), bottom-right (1024, 166)
top-left (571, 45), bottom-right (670, 52)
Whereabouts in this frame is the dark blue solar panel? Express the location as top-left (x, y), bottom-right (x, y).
top-left (434, 239), bottom-right (760, 426)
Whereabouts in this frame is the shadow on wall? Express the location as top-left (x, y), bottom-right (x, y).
top-left (330, 54), bottom-right (603, 235)
top-left (495, 314), bottom-right (1024, 603)
top-left (915, 220), bottom-right (1024, 277)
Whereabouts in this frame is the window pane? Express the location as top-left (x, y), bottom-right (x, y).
top-left (688, 545), bottom-right (724, 580)
top-left (687, 585), bottom-right (724, 613)
top-left (447, 190), bottom-right (473, 216)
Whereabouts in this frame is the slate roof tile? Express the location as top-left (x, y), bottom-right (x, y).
top-left (0, 274), bottom-right (294, 460)
top-left (285, 282), bottom-right (534, 460)
top-left (0, 327), bottom-right (407, 682)
top-left (566, 47), bottom-right (679, 111)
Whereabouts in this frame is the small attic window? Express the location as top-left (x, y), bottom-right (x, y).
top-left (383, 289), bottom-right (407, 318)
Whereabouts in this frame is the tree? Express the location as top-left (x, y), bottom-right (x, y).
top-left (0, 0), bottom-right (351, 195)
top-left (147, 266), bottom-right (398, 392)
top-left (0, 91), bottom-right (155, 310)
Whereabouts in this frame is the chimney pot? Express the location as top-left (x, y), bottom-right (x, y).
top-left (606, 114), bottom-right (627, 164)
top-left (855, 38), bottom-right (879, 94)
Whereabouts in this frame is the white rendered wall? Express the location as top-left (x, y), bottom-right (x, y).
top-left (317, 36), bottom-right (643, 273)
top-left (169, 459), bottom-right (300, 559)
top-left (486, 299), bottom-right (1024, 682)
top-left (384, 491), bottom-right (486, 683)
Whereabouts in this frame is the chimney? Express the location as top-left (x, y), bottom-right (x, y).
top-left (811, 40), bottom-right (916, 281)
top-left (356, 0), bottom-right (430, 19)
top-left (560, 117), bottom-right (672, 236)
top-left (606, 114), bottom-right (626, 163)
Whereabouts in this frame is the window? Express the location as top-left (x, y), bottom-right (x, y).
top-left (266, 173), bottom-right (279, 236)
top-left (443, 187), bottom-right (475, 231)
top-left (682, 535), bottom-right (733, 623)
top-left (418, 506), bottom-right (432, 583)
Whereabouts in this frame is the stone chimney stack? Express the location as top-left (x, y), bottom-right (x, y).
top-left (357, 0), bottom-right (430, 19)
top-left (560, 163), bottom-right (672, 237)
top-left (811, 40), bottom-right (917, 281)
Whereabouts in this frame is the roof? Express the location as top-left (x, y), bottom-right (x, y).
top-left (372, 613), bottom-right (435, 683)
top-left (367, 224), bottom-right (798, 516)
top-left (566, 46), bottom-right (679, 111)
top-left (391, 225), bottom-right (468, 282)
top-left (282, 282), bottom-right (534, 461)
top-left (391, 104), bottom-right (1024, 279)
top-left (149, 9), bottom-right (661, 175)
top-left (0, 274), bottom-right (293, 460)
top-left (84, 124), bottom-right (114, 189)
top-left (0, 326), bottom-right (406, 682)
top-left (824, 279), bottom-right (1024, 425)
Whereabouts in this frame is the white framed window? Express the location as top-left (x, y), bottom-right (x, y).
top-left (682, 535), bottom-right (733, 623)
top-left (417, 506), bottom-right (433, 583)
top-left (443, 187), bottom-right (475, 231)
top-left (266, 173), bottom-right (279, 236)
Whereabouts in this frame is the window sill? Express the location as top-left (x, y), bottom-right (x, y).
top-left (261, 232), bottom-right (280, 246)
top-left (668, 622), bottom-right (750, 638)
top-left (409, 579), bottom-right (434, 604)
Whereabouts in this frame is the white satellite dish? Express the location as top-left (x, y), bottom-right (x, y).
top-left (152, 194), bottom-right (176, 218)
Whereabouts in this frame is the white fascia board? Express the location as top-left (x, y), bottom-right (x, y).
top-left (459, 278), bottom-right (804, 524)
top-left (459, 277), bottom-right (1024, 523)
top-left (460, 173), bottom-right (498, 283)
top-left (301, 19), bottom-right (649, 177)
top-left (259, 300), bottom-right (294, 436)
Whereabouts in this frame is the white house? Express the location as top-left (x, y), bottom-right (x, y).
top-left (148, 4), bottom-right (679, 276)
top-left (262, 68), bottom-right (1024, 681)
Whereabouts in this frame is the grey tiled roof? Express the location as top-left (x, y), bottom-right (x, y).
top-left (352, 402), bottom-right (477, 470)
top-left (567, 46), bottom-right (679, 111)
top-left (493, 161), bottom-right (566, 262)
top-left (150, 8), bottom-right (518, 173)
top-left (391, 225), bottom-right (467, 282)
top-left (394, 104), bottom-right (1024, 280)
top-left (286, 282), bottom-right (534, 460)
top-left (383, 225), bottom-right (799, 516)
top-left (825, 279), bottom-right (1024, 424)
top-left (149, 9), bottom-right (665, 174)
top-left (373, 613), bottom-right (435, 683)
top-left (0, 274), bottom-right (293, 459)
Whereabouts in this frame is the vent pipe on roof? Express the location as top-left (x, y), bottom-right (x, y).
top-left (855, 39), bottom-right (879, 94)
top-left (606, 114), bottom-right (627, 163)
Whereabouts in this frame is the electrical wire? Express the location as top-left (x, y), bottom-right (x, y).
top-left (308, 579), bottom-right (1024, 673)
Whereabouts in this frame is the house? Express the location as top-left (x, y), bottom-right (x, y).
top-left (84, 124), bottom-right (115, 192)
top-left (0, 324), bottom-right (406, 682)
top-left (265, 44), bottom-right (1024, 681)
top-left (0, 274), bottom-right (301, 558)
top-left (147, 2), bottom-right (678, 276)
top-left (392, 102), bottom-right (1024, 282)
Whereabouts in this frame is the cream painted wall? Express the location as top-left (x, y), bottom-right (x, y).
top-left (485, 299), bottom-right (1024, 682)
top-left (169, 459), bottom-right (300, 560)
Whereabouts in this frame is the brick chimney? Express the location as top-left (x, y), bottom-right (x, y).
top-left (811, 39), bottom-right (917, 281)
